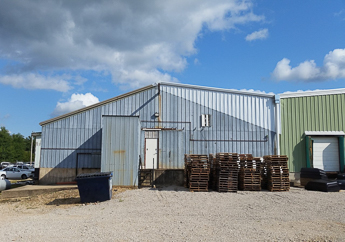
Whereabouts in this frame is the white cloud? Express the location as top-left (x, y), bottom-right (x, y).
top-left (116, 69), bottom-right (179, 90)
top-left (74, 76), bottom-right (88, 86)
top-left (245, 28), bottom-right (268, 41)
top-left (323, 49), bottom-right (345, 78)
top-left (0, 114), bottom-right (10, 128)
top-left (52, 93), bottom-right (100, 116)
top-left (0, 73), bottom-right (72, 92)
top-left (0, 0), bottom-right (264, 90)
top-left (271, 48), bottom-right (345, 82)
top-left (282, 89), bottom-right (327, 94)
top-left (334, 9), bottom-right (345, 18)
top-left (0, 113), bottom-right (10, 126)
top-left (239, 88), bottom-right (274, 95)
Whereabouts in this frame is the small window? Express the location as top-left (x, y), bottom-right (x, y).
top-left (201, 114), bottom-right (211, 127)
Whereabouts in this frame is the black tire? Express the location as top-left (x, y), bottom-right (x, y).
top-left (1, 174), bottom-right (6, 179)
top-left (21, 174), bottom-right (27, 179)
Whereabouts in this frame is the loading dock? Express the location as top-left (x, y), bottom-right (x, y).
top-left (305, 131), bottom-right (344, 173)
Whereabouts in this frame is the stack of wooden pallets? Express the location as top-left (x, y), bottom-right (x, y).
top-left (238, 154), bottom-right (254, 168)
top-left (264, 155), bottom-right (290, 192)
top-left (213, 153), bottom-right (239, 192)
top-left (238, 154), bottom-right (261, 191)
top-left (184, 154), bottom-right (210, 192)
top-left (253, 157), bottom-right (263, 171)
top-left (260, 158), bottom-right (268, 189)
top-left (208, 154), bottom-right (216, 190)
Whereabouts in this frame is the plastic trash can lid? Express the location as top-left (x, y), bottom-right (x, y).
top-left (76, 172), bottom-right (113, 179)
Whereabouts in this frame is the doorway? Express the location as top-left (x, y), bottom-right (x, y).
top-left (313, 136), bottom-right (339, 172)
top-left (145, 138), bottom-right (158, 169)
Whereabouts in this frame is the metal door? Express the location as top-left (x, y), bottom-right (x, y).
top-left (313, 136), bottom-right (339, 171)
top-left (145, 138), bottom-right (158, 169)
top-left (101, 116), bottom-right (141, 186)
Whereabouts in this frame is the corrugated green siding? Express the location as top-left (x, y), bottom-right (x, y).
top-left (280, 94), bottom-right (345, 172)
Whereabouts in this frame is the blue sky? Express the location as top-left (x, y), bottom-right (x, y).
top-left (0, 0), bottom-right (345, 137)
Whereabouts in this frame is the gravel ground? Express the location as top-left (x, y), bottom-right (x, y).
top-left (1, 186), bottom-right (345, 241)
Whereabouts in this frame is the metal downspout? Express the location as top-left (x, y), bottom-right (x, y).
top-left (305, 136), bottom-right (311, 168)
top-left (275, 95), bottom-right (280, 155)
top-left (339, 136), bottom-right (345, 172)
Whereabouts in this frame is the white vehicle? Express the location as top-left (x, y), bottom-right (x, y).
top-left (13, 165), bottom-right (35, 172)
top-left (0, 167), bottom-right (33, 180)
top-left (1, 162), bottom-right (10, 168)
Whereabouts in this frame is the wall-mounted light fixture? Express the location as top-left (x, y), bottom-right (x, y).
top-left (154, 112), bottom-right (159, 117)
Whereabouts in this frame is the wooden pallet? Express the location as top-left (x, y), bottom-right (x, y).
top-left (268, 181), bottom-right (290, 191)
top-left (263, 155), bottom-right (288, 160)
top-left (211, 153), bottom-right (241, 192)
top-left (239, 168), bottom-right (261, 191)
top-left (217, 182), bottom-right (238, 192)
top-left (238, 154), bottom-right (264, 172)
top-left (189, 181), bottom-right (209, 192)
top-left (185, 154), bottom-right (211, 192)
top-left (263, 155), bottom-right (290, 192)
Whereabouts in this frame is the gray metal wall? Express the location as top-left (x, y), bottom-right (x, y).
top-left (40, 83), bottom-right (277, 185)
top-left (40, 87), bottom-right (158, 169)
top-left (102, 116), bottom-right (140, 186)
top-left (154, 84), bottom-right (277, 169)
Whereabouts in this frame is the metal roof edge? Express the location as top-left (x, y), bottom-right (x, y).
top-left (280, 88), bottom-right (345, 99)
top-left (31, 132), bottom-right (42, 136)
top-left (157, 82), bottom-right (275, 98)
top-left (39, 84), bottom-right (156, 126)
top-left (304, 131), bottom-right (345, 136)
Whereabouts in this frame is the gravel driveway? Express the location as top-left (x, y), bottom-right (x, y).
top-left (1, 186), bottom-right (345, 241)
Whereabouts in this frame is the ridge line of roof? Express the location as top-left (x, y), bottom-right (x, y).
top-left (280, 88), bottom-right (345, 98)
top-left (158, 82), bottom-right (275, 97)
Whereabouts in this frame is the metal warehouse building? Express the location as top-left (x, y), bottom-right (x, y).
top-left (37, 82), bottom-right (279, 186)
top-left (280, 89), bottom-right (345, 181)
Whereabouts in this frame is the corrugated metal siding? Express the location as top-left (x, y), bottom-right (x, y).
top-left (280, 94), bottom-right (345, 172)
top-left (40, 83), bottom-right (277, 184)
top-left (101, 87), bottom-right (158, 120)
top-left (101, 116), bottom-right (140, 186)
top-left (159, 130), bottom-right (187, 169)
top-left (156, 85), bottom-right (277, 169)
top-left (40, 87), bottom-right (158, 169)
top-left (77, 153), bottom-right (101, 169)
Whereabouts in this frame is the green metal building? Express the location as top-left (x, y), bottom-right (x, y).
top-left (279, 89), bottom-right (345, 180)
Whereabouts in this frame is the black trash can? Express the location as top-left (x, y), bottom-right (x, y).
top-left (76, 172), bottom-right (113, 203)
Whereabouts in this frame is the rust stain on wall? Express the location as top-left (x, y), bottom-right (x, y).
top-left (113, 150), bottom-right (126, 154)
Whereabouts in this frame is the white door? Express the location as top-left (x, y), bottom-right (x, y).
top-left (313, 137), bottom-right (339, 171)
top-left (145, 139), bottom-right (158, 169)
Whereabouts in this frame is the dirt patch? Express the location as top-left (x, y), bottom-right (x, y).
top-left (0, 186), bottom-right (132, 211)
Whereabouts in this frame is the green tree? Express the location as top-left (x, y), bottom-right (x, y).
top-left (0, 127), bottom-right (13, 162)
top-left (0, 126), bottom-right (34, 163)
top-left (12, 133), bottom-right (26, 161)
top-left (24, 136), bottom-right (33, 162)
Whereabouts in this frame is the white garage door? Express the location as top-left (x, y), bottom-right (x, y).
top-left (313, 137), bottom-right (339, 172)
